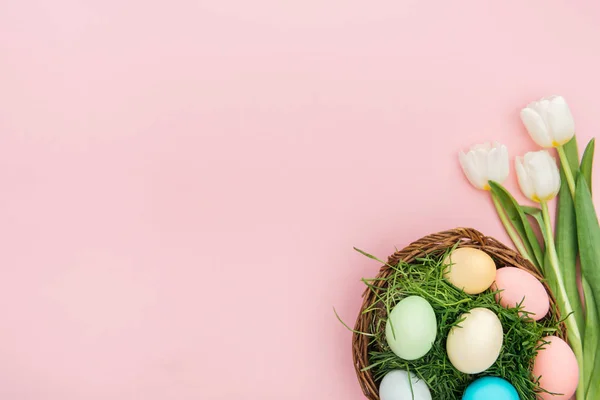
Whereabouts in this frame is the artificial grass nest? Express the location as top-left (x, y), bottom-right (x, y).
top-left (351, 228), bottom-right (566, 400)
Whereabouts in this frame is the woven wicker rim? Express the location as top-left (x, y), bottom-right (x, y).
top-left (351, 227), bottom-right (566, 400)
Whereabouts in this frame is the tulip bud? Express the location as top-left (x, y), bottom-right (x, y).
top-left (520, 95), bottom-right (575, 148)
top-left (458, 142), bottom-right (509, 190)
top-left (515, 150), bottom-right (561, 202)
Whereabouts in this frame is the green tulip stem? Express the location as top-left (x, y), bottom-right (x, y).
top-left (540, 200), bottom-right (584, 397)
top-left (491, 192), bottom-right (532, 262)
top-left (558, 145), bottom-right (577, 198)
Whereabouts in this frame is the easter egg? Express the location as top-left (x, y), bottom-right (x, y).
top-left (443, 248), bottom-right (497, 294)
top-left (532, 336), bottom-right (579, 399)
top-left (379, 370), bottom-right (432, 400)
top-left (446, 307), bottom-right (503, 374)
top-left (493, 267), bottom-right (550, 321)
top-left (462, 377), bottom-right (519, 400)
top-left (385, 296), bottom-right (437, 360)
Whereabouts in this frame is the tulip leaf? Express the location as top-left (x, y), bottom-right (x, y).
top-left (581, 138), bottom-right (595, 193)
top-left (587, 327), bottom-right (600, 399)
top-left (555, 167), bottom-right (584, 333)
top-left (577, 137), bottom-right (599, 396)
top-left (520, 206), bottom-right (548, 246)
top-left (519, 206), bottom-right (560, 302)
top-left (574, 174), bottom-right (600, 394)
top-left (589, 324), bottom-right (600, 399)
top-left (489, 181), bottom-right (544, 270)
top-left (582, 278), bottom-right (599, 396)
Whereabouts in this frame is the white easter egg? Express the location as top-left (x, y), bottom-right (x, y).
top-left (446, 307), bottom-right (503, 374)
top-left (379, 370), bottom-right (432, 400)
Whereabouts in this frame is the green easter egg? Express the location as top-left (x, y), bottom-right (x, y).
top-left (385, 295), bottom-right (437, 360)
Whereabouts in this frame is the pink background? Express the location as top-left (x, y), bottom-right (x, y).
top-left (1, 1), bottom-right (600, 399)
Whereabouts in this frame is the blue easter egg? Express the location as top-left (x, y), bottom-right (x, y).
top-left (462, 377), bottom-right (519, 400)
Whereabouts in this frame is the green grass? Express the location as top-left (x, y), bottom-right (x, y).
top-left (355, 245), bottom-right (561, 400)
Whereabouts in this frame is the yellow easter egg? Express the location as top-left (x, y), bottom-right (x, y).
top-left (443, 247), bottom-right (496, 294)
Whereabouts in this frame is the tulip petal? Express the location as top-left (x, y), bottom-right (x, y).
top-left (459, 142), bottom-right (510, 190)
top-left (516, 156), bottom-right (536, 200)
top-left (525, 151), bottom-right (561, 201)
top-left (534, 98), bottom-right (551, 119)
top-left (472, 142), bottom-right (492, 151)
top-left (521, 108), bottom-right (553, 147)
top-left (551, 153), bottom-right (562, 196)
top-left (473, 148), bottom-right (489, 175)
top-left (487, 144), bottom-right (509, 184)
top-left (547, 96), bottom-right (575, 145)
top-left (459, 151), bottom-right (486, 189)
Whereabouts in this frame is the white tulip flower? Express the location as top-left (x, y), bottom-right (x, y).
top-left (515, 150), bottom-right (561, 202)
top-left (520, 95), bottom-right (575, 148)
top-left (458, 142), bottom-right (509, 190)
